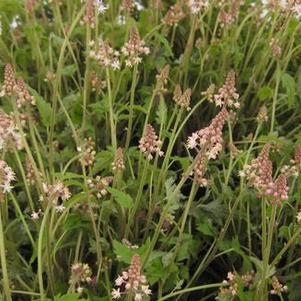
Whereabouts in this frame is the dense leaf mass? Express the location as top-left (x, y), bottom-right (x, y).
top-left (0, 0), bottom-right (301, 300)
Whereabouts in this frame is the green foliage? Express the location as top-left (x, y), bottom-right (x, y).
top-left (107, 187), bottom-right (133, 209)
top-left (281, 72), bottom-right (297, 108)
top-left (0, 1), bottom-right (301, 301)
top-left (54, 293), bottom-right (86, 301)
top-left (34, 93), bottom-right (52, 127)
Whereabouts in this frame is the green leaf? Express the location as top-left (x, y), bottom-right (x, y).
top-left (257, 86), bottom-right (273, 101)
top-left (92, 150), bottom-right (113, 175)
top-left (164, 177), bottom-right (183, 214)
top-left (63, 213), bottom-right (90, 232)
top-left (113, 239), bottom-right (151, 264)
top-left (113, 240), bottom-right (136, 264)
top-left (155, 98), bottom-right (167, 126)
top-left (61, 64), bottom-right (77, 77)
top-left (154, 32), bottom-right (174, 58)
top-left (250, 256), bottom-right (276, 278)
top-left (106, 187), bottom-right (133, 208)
top-left (250, 256), bottom-right (263, 272)
top-left (35, 94), bottom-right (52, 127)
top-left (197, 220), bottom-right (216, 237)
top-left (296, 65), bottom-right (301, 98)
top-left (281, 73), bottom-right (296, 108)
top-left (145, 258), bottom-right (165, 284)
top-left (170, 156), bottom-right (190, 171)
top-left (54, 293), bottom-right (86, 301)
top-left (177, 239), bottom-right (199, 261)
top-left (278, 225), bottom-right (289, 239)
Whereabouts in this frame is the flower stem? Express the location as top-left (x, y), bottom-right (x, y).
top-left (125, 160), bottom-right (149, 238)
top-left (0, 206), bottom-right (12, 301)
top-left (125, 65), bottom-right (138, 149)
top-left (158, 283), bottom-right (223, 301)
top-left (82, 24), bottom-right (92, 130)
top-left (270, 63), bottom-right (281, 133)
top-left (106, 68), bottom-right (117, 150)
top-left (37, 205), bottom-right (51, 301)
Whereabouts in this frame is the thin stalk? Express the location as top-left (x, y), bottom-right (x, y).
top-left (270, 63), bottom-right (281, 133)
top-left (158, 283), bottom-right (223, 301)
top-left (166, 106), bottom-right (178, 133)
top-left (184, 195), bottom-right (241, 290)
top-left (11, 291), bottom-right (40, 297)
top-left (82, 167), bottom-right (103, 283)
top-left (271, 225), bottom-right (301, 267)
top-left (48, 6), bottom-right (85, 171)
top-left (75, 230), bottom-right (83, 263)
top-left (137, 88), bottom-right (158, 171)
top-left (264, 205), bottom-right (277, 268)
top-left (0, 206), bottom-right (12, 301)
top-left (143, 89), bottom-right (157, 131)
top-left (82, 25), bottom-right (92, 129)
top-left (125, 160), bottom-right (149, 238)
top-left (261, 199), bottom-right (267, 260)
top-left (125, 65), bottom-right (138, 149)
top-left (0, 38), bottom-right (12, 62)
top-left (185, 126), bottom-right (262, 291)
top-left (180, 15), bottom-right (197, 85)
top-left (247, 201), bottom-right (252, 256)
top-left (225, 118), bottom-right (233, 186)
top-left (28, 112), bottom-right (47, 179)
top-left (37, 205), bottom-right (51, 301)
top-left (171, 25), bottom-right (177, 47)
top-left (11, 99), bottom-right (45, 195)
top-left (106, 68), bottom-right (117, 150)
top-left (13, 150), bottom-right (34, 210)
top-left (155, 108), bottom-right (183, 195)
top-left (9, 193), bottom-right (36, 251)
top-left (163, 181), bottom-right (198, 282)
top-left (258, 204), bottom-right (277, 300)
top-left (143, 159), bottom-right (196, 266)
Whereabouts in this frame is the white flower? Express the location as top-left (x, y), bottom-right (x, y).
top-left (0, 137), bottom-right (4, 149)
top-left (134, 293), bottom-right (142, 301)
top-left (111, 288), bottom-right (121, 299)
top-left (55, 204), bottom-right (66, 213)
top-left (140, 275), bottom-right (146, 283)
top-left (292, 4), bottom-right (301, 19)
top-left (10, 15), bottom-right (20, 30)
top-left (115, 275), bottom-right (124, 286)
top-left (1, 183), bottom-right (13, 193)
top-left (134, 0), bottom-right (144, 11)
top-left (125, 282), bottom-right (131, 290)
top-left (111, 59), bottom-right (121, 70)
top-left (117, 15), bottom-right (126, 25)
top-left (187, 132), bottom-right (199, 149)
top-left (189, 0), bottom-right (208, 14)
top-left (296, 211), bottom-right (301, 223)
top-left (141, 285), bottom-right (152, 295)
top-left (278, 0), bottom-right (288, 10)
top-left (62, 187), bottom-right (71, 200)
top-left (95, 0), bottom-right (108, 14)
top-left (125, 59), bottom-right (133, 67)
top-left (227, 272), bottom-right (235, 281)
top-left (31, 211), bottom-right (40, 220)
top-left (238, 170), bottom-right (246, 177)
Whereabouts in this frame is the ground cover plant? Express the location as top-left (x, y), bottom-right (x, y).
top-left (1, 0), bottom-right (301, 300)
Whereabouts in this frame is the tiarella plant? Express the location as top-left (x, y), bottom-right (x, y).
top-left (0, 0), bottom-right (301, 301)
